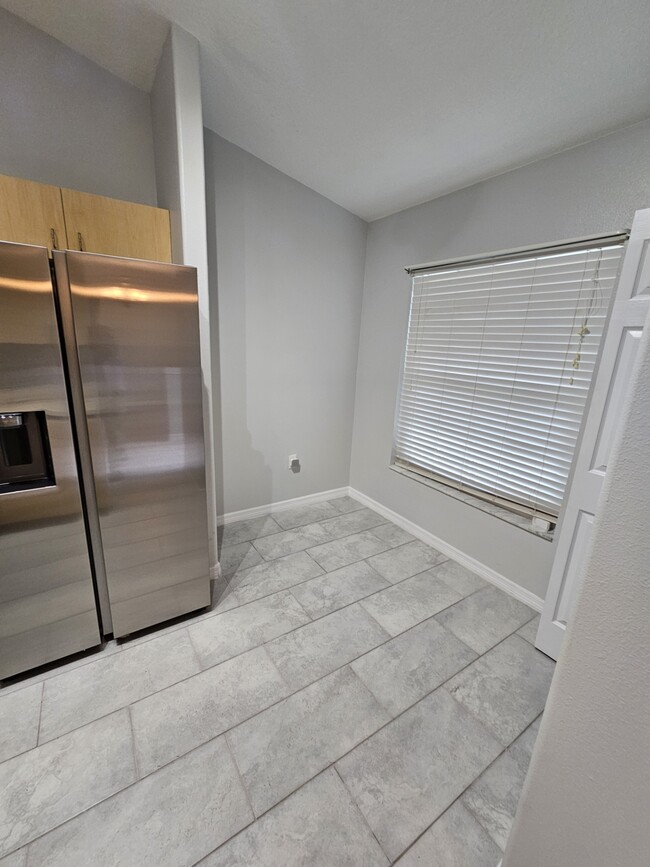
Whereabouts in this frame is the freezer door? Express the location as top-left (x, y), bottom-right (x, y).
top-left (0, 242), bottom-right (100, 679)
top-left (54, 251), bottom-right (210, 637)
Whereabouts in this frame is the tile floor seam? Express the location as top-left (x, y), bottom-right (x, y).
top-left (284, 589), bottom-right (314, 622)
top-left (0, 641), bottom-right (114, 695)
top-left (302, 544), bottom-right (325, 572)
top-left (2, 509), bottom-right (550, 861)
top-left (190, 759), bottom-right (382, 867)
top-left (33, 681), bottom-right (44, 747)
top-left (183, 625), bottom-right (206, 673)
top-left (257, 643), bottom-right (293, 693)
top-left (6, 582), bottom-right (489, 756)
top-left (0, 709), bottom-right (138, 860)
top-left (344, 664), bottom-right (394, 718)
top-left (37, 522), bottom-right (475, 665)
top-left (220, 505), bottom-right (341, 544)
top-left (348, 603), bottom-right (398, 649)
top-left (455, 710), bottom-right (543, 855)
top-left (21, 602), bottom-right (477, 772)
top-left (462, 709), bottom-right (543, 814)
top-left (221, 547), bottom-right (455, 621)
top-left (213, 662), bottom-right (506, 861)
top-left (443, 634), bottom-right (548, 748)
top-left (0, 505), bottom-right (449, 689)
top-left (222, 556), bottom-right (475, 631)
top-left (0, 550), bottom-right (466, 695)
top-left (8, 620), bottom-right (522, 857)
top-left (460, 796), bottom-right (505, 852)
top-left (0, 684), bottom-right (46, 763)
top-left (2, 568), bottom-right (520, 767)
top-left (126, 705), bottom-right (141, 781)
top-left (332, 763), bottom-right (391, 863)
top-left (1, 733), bottom-right (241, 862)
top-left (306, 537), bottom-right (415, 574)
top-left (223, 732), bottom-right (257, 823)
top-left (106, 556), bottom-right (477, 675)
top-left (196, 626), bottom-right (526, 827)
top-left (459, 712), bottom-right (544, 852)
top-left (4, 605), bottom-right (547, 857)
top-left (240, 519), bottom-right (412, 569)
top-left (391, 761), bottom-right (512, 864)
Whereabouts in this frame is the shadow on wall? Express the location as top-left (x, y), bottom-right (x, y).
top-left (203, 132), bottom-right (272, 564)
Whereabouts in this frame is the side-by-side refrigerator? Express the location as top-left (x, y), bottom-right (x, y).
top-left (0, 241), bottom-right (210, 679)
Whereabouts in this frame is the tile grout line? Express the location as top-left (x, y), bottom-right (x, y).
top-left (126, 705), bottom-right (141, 781)
top-left (440, 632), bottom-right (547, 746)
top-left (71, 527), bottom-right (444, 677)
top-left (223, 733), bottom-right (257, 823)
top-left (7, 561), bottom-right (528, 758)
top-left (241, 515), bottom-right (401, 570)
top-left (193, 630), bottom-right (531, 867)
top-left (32, 578), bottom-right (484, 753)
top-left (396, 710), bottom-right (545, 865)
top-left (1, 553), bottom-right (537, 765)
top-left (212, 626), bottom-right (548, 841)
top-left (22, 536), bottom-right (445, 700)
top-left (3, 609), bottom-right (545, 860)
top-left (0, 503), bottom-right (381, 693)
top-left (258, 643), bottom-right (293, 694)
top-left (34, 681), bottom-right (45, 747)
top-left (2, 612), bottom-right (539, 863)
top-left (183, 625), bottom-right (206, 673)
top-left (220, 545), bottom-right (450, 624)
top-left (0, 509), bottom-right (548, 860)
top-left (333, 764), bottom-right (391, 863)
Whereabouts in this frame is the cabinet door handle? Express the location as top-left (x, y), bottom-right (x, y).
top-left (77, 232), bottom-right (85, 252)
top-left (50, 228), bottom-right (58, 250)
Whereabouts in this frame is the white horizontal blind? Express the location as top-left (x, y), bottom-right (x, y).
top-left (394, 240), bottom-right (626, 519)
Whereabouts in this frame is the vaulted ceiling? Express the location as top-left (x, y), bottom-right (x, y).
top-left (4, 0), bottom-right (650, 220)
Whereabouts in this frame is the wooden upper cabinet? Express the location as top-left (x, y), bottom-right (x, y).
top-left (60, 188), bottom-right (172, 263)
top-left (0, 173), bottom-right (67, 253)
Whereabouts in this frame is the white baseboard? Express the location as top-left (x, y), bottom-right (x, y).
top-left (218, 486), bottom-right (349, 526)
top-left (349, 487), bottom-right (544, 613)
top-left (215, 483), bottom-right (542, 613)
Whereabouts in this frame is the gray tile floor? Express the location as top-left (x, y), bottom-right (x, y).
top-left (0, 495), bottom-right (553, 866)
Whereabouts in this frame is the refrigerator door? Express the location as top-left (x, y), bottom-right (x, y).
top-left (54, 251), bottom-right (210, 637)
top-left (0, 242), bottom-right (100, 679)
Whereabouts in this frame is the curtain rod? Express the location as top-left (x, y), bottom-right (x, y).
top-left (405, 230), bottom-right (630, 276)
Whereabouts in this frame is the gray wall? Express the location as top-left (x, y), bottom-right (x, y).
top-left (503, 306), bottom-right (650, 867)
top-left (204, 131), bottom-right (368, 515)
top-left (350, 120), bottom-right (650, 599)
top-left (0, 8), bottom-right (157, 205)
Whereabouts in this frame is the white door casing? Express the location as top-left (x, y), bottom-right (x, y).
top-left (537, 208), bottom-right (650, 660)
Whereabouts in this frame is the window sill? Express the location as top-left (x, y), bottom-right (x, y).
top-left (389, 464), bottom-right (555, 542)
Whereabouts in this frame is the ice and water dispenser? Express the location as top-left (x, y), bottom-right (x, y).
top-left (0, 411), bottom-right (55, 491)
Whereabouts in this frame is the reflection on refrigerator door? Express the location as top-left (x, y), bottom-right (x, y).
top-left (53, 250), bottom-right (210, 639)
top-left (0, 241), bottom-right (210, 679)
top-left (0, 241), bottom-right (100, 679)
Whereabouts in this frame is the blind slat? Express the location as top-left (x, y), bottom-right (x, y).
top-left (394, 240), bottom-right (623, 518)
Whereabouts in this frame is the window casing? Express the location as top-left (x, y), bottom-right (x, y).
top-left (393, 236), bottom-right (627, 521)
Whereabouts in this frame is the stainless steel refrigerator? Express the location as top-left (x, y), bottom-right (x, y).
top-left (0, 241), bottom-right (210, 679)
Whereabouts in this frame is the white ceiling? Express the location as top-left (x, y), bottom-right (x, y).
top-left (4, 0), bottom-right (650, 220)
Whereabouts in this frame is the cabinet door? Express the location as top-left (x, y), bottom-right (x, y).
top-left (0, 173), bottom-right (67, 252)
top-left (61, 188), bottom-right (172, 263)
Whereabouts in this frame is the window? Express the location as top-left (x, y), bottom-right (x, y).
top-left (393, 235), bottom-right (627, 522)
